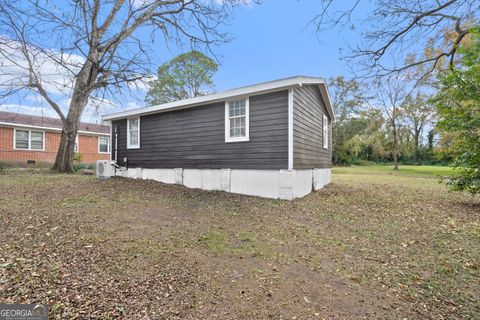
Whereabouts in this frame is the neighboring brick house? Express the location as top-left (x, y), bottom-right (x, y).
top-left (0, 111), bottom-right (111, 165)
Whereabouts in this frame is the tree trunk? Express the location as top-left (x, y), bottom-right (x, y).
top-left (392, 121), bottom-right (399, 171)
top-left (393, 148), bottom-right (399, 170)
top-left (52, 130), bottom-right (76, 172)
top-left (413, 125), bottom-right (421, 163)
top-left (413, 132), bottom-right (419, 162)
top-left (52, 106), bottom-right (85, 172)
top-left (52, 62), bottom-right (96, 172)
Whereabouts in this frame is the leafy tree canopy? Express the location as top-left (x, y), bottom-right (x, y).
top-left (146, 51), bottom-right (218, 105)
top-left (434, 28), bottom-right (480, 195)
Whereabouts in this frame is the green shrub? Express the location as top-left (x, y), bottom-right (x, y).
top-left (350, 159), bottom-right (378, 166)
top-left (73, 153), bottom-right (84, 171)
top-left (74, 163), bottom-right (96, 171)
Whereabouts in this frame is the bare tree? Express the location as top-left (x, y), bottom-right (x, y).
top-left (0, 0), bottom-right (243, 172)
top-left (403, 92), bottom-right (435, 161)
top-left (375, 77), bottom-right (411, 170)
top-left (310, 0), bottom-right (479, 80)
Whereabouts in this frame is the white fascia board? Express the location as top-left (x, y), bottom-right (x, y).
top-left (287, 89), bottom-right (294, 170)
top-left (102, 76), bottom-right (329, 121)
top-left (317, 82), bottom-right (336, 121)
top-left (0, 121), bottom-right (110, 136)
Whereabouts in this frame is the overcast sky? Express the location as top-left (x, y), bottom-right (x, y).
top-left (0, 0), bottom-right (369, 123)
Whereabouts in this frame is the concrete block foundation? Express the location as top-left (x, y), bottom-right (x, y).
top-left (114, 167), bottom-right (331, 200)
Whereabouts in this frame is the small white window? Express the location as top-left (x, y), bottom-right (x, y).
top-left (225, 98), bottom-right (249, 142)
top-left (98, 136), bottom-right (110, 153)
top-left (127, 117), bottom-right (140, 149)
top-left (14, 129), bottom-right (44, 150)
top-left (323, 114), bottom-right (329, 149)
top-left (74, 135), bottom-right (79, 152)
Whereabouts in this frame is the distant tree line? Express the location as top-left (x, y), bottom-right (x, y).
top-left (313, 0), bottom-right (479, 195)
top-left (330, 76), bottom-right (445, 167)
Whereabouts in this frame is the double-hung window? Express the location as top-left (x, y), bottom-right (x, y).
top-left (323, 114), bottom-right (329, 149)
top-left (14, 129), bottom-right (44, 150)
top-left (225, 98), bottom-right (249, 142)
top-left (98, 136), bottom-right (110, 153)
top-left (127, 117), bottom-right (140, 149)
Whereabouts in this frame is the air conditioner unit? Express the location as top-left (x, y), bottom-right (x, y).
top-left (96, 160), bottom-right (114, 179)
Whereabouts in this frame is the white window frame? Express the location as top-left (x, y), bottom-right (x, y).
top-left (13, 128), bottom-right (45, 151)
top-left (323, 114), bottom-right (329, 149)
top-left (127, 117), bottom-right (140, 149)
top-left (98, 135), bottom-right (111, 154)
top-left (225, 97), bottom-right (249, 143)
top-left (109, 125), bottom-right (113, 161)
top-left (74, 134), bottom-right (79, 152)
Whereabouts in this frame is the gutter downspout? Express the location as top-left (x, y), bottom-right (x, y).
top-left (113, 124), bottom-right (119, 175)
top-left (288, 88), bottom-right (294, 170)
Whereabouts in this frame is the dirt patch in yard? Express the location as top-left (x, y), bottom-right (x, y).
top-left (191, 254), bottom-right (395, 319)
top-left (1, 170), bottom-right (479, 319)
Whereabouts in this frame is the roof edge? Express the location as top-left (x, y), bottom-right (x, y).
top-left (0, 121), bottom-right (110, 135)
top-left (317, 82), bottom-right (335, 121)
top-left (102, 76), bottom-right (329, 121)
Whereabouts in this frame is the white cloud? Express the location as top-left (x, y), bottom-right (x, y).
top-left (0, 37), bottom-right (84, 97)
top-left (0, 99), bottom-right (119, 123)
top-left (60, 96), bottom-right (118, 123)
top-left (0, 37), bottom-right (151, 123)
top-left (126, 101), bottom-right (144, 110)
top-left (127, 75), bottom-right (155, 92)
top-left (0, 36), bottom-right (151, 96)
top-left (79, 99), bottom-right (143, 123)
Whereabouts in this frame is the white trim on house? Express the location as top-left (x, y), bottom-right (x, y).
top-left (323, 114), bottom-right (329, 149)
top-left (98, 135), bottom-right (111, 154)
top-left (225, 97), bottom-right (250, 143)
top-left (288, 88), bottom-right (294, 170)
top-left (102, 76), bottom-right (335, 122)
top-left (13, 128), bottom-right (45, 151)
top-left (0, 121), bottom-right (109, 136)
top-left (318, 83), bottom-right (334, 120)
top-left (127, 117), bottom-right (140, 149)
top-left (109, 125), bottom-right (113, 161)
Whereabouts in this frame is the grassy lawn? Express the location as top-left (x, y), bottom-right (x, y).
top-left (1, 166), bottom-right (478, 319)
top-left (334, 164), bottom-right (454, 177)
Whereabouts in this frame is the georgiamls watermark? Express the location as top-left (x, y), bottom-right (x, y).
top-left (0, 304), bottom-right (48, 320)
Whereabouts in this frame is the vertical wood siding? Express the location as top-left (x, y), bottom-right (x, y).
top-left (112, 90), bottom-right (289, 169)
top-left (293, 85), bottom-right (332, 169)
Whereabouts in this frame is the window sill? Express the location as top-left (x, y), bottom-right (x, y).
top-left (13, 148), bottom-right (45, 152)
top-left (225, 137), bottom-right (249, 143)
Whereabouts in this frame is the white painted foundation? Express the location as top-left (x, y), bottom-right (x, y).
top-left (114, 167), bottom-right (331, 200)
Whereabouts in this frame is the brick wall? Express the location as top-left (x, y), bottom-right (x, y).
top-left (78, 134), bottom-right (110, 163)
top-left (0, 126), bottom-right (110, 165)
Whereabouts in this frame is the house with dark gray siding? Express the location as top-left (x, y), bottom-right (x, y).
top-left (101, 76), bottom-right (334, 200)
